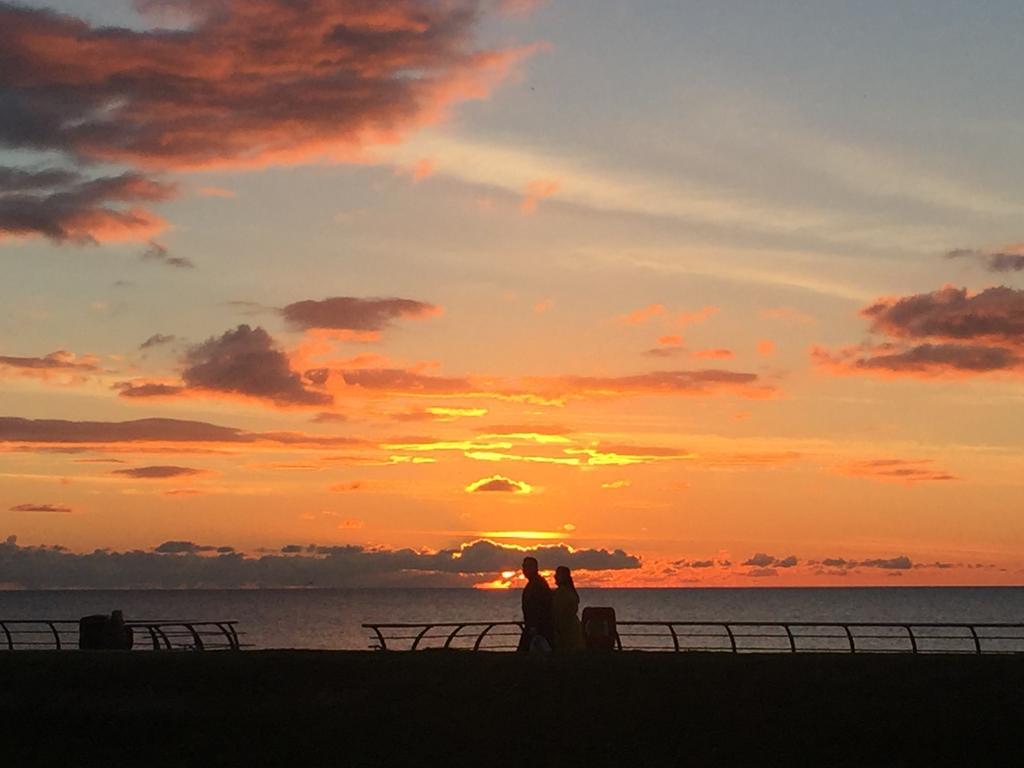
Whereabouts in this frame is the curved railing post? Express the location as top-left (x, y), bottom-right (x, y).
top-left (1, 622), bottom-right (12, 651)
top-left (844, 625), bottom-right (856, 653)
top-left (410, 624), bottom-right (435, 651)
top-left (144, 625), bottom-right (160, 651)
top-left (473, 623), bottom-right (503, 651)
top-left (155, 626), bottom-right (172, 650)
top-left (969, 625), bottom-right (982, 655)
top-left (723, 624), bottom-right (737, 653)
top-left (784, 624), bottom-right (797, 652)
top-left (443, 624), bottom-right (467, 649)
top-left (368, 625), bottom-right (388, 651)
top-left (905, 625), bottom-right (918, 654)
top-left (667, 623), bottom-right (680, 652)
top-left (184, 623), bottom-right (204, 651)
top-left (47, 621), bottom-right (61, 650)
top-left (215, 622), bottom-right (240, 651)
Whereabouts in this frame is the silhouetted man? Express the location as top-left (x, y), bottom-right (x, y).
top-left (517, 556), bottom-right (554, 652)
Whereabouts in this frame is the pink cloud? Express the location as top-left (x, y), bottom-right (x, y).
top-left (521, 178), bottom-right (560, 214)
top-left (0, 0), bottom-right (533, 243)
top-left (499, 0), bottom-right (546, 15)
top-left (409, 158), bottom-right (436, 181)
top-left (0, 1), bottom-right (529, 171)
top-left (196, 186), bottom-right (236, 198)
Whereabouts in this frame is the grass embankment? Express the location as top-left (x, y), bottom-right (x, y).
top-left (2, 651), bottom-right (1022, 766)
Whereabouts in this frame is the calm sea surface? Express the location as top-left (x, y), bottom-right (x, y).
top-left (1, 587), bottom-right (1022, 650)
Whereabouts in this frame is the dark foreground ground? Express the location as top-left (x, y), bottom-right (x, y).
top-left (3, 651), bottom-right (1023, 767)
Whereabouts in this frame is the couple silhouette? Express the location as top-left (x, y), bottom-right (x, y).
top-left (517, 556), bottom-right (585, 652)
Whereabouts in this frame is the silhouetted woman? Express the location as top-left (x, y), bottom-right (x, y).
top-left (552, 566), bottom-right (585, 650)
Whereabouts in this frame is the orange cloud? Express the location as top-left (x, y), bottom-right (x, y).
top-left (196, 186), bottom-right (236, 198)
top-left (757, 339), bottom-right (776, 357)
top-left (565, 443), bottom-right (694, 466)
top-left (620, 304), bottom-right (666, 326)
top-left (835, 459), bottom-right (957, 484)
top-left (0, 416), bottom-right (368, 452)
top-left (694, 348), bottom-right (734, 360)
top-left (0, 350), bottom-right (99, 384)
top-left (521, 178), bottom-right (561, 214)
top-left (329, 481), bottom-right (367, 493)
top-left (409, 158), bottom-right (436, 181)
top-left (761, 307), bottom-right (814, 324)
top-left (499, 0), bottom-right (546, 14)
top-left (529, 369), bottom-right (776, 401)
top-left (673, 306), bottom-right (719, 328)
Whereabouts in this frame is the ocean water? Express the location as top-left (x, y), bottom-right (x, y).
top-left (1, 587), bottom-right (1023, 650)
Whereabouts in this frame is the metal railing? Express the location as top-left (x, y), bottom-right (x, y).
top-left (0, 619), bottom-right (243, 651)
top-left (363, 620), bottom-right (1024, 654)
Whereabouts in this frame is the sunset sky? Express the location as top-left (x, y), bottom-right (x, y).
top-left (3, 0), bottom-right (1024, 588)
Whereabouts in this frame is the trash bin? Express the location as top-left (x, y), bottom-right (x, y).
top-left (581, 606), bottom-right (618, 651)
top-left (79, 614), bottom-right (108, 649)
top-left (78, 611), bottom-right (133, 650)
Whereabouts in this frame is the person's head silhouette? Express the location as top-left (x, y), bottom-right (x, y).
top-left (522, 556), bottom-right (539, 579)
top-left (555, 565), bottom-right (575, 589)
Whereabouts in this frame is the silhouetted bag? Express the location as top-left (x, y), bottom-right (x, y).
top-left (581, 607), bottom-right (618, 651)
top-left (529, 634), bottom-right (552, 653)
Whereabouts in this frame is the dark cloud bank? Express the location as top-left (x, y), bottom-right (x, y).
top-left (0, 537), bottom-right (640, 589)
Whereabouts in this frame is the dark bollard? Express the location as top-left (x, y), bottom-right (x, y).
top-left (581, 606), bottom-right (619, 651)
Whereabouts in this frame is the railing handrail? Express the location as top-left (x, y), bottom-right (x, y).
top-left (364, 620), bottom-right (1024, 629)
top-left (0, 619), bottom-right (240, 625)
top-left (362, 619), bottom-right (1024, 654)
top-left (0, 618), bottom-right (243, 651)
